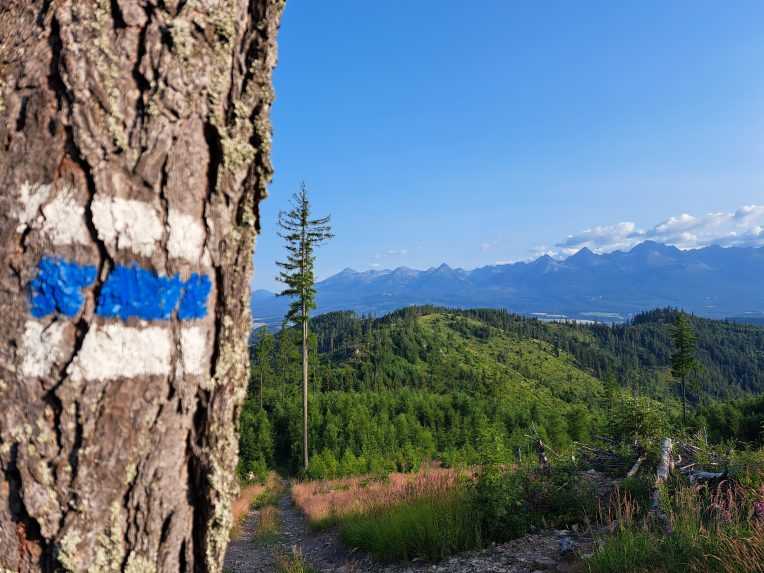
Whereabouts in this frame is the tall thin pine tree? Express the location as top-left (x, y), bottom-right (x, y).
top-left (671, 312), bottom-right (698, 427)
top-left (276, 184), bottom-right (333, 471)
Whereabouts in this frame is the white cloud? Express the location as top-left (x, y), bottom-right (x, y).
top-left (543, 204), bottom-right (764, 257)
top-left (374, 248), bottom-right (408, 260)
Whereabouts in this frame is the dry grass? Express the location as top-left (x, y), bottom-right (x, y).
top-left (291, 466), bottom-right (469, 526)
top-left (231, 483), bottom-right (267, 539)
top-left (273, 546), bottom-right (319, 573)
top-left (255, 505), bottom-right (280, 540)
top-left (230, 472), bottom-right (281, 539)
top-left (589, 479), bottom-right (764, 573)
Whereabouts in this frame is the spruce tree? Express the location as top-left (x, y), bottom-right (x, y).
top-left (671, 312), bottom-right (698, 427)
top-left (276, 184), bottom-right (334, 471)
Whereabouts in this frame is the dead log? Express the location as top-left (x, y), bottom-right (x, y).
top-left (626, 441), bottom-right (646, 478)
top-left (650, 438), bottom-right (673, 532)
top-left (684, 470), bottom-right (726, 484)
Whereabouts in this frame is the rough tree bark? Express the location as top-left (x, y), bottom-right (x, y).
top-left (0, 1), bottom-right (283, 571)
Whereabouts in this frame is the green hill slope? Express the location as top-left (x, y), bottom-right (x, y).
top-left (311, 306), bottom-right (764, 399)
top-left (243, 307), bottom-right (693, 477)
top-left (242, 306), bottom-right (763, 477)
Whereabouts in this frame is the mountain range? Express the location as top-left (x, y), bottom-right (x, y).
top-left (252, 241), bottom-right (764, 327)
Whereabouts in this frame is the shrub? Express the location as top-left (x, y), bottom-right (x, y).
top-left (473, 464), bottom-right (530, 540)
top-left (474, 462), bottom-right (598, 543)
top-left (619, 476), bottom-right (653, 516)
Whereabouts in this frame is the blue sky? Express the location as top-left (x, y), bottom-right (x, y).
top-left (252, 0), bottom-right (764, 291)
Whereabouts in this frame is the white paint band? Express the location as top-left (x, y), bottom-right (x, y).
top-left (168, 209), bottom-right (206, 263)
top-left (14, 182), bottom-right (208, 264)
top-left (66, 323), bottom-right (209, 381)
top-left (42, 188), bottom-right (91, 246)
top-left (13, 182), bottom-right (51, 234)
top-left (92, 196), bottom-right (164, 258)
top-left (179, 324), bottom-right (209, 376)
top-left (68, 323), bottom-right (173, 381)
top-left (21, 320), bottom-right (67, 378)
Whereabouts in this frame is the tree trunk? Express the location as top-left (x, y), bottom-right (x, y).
top-left (0, 1), bottom-right (283, 571)
top-left (302, 306), bottom-right (309, 471)
top-left (650, 437), bottom-right (673, 533)
top-left (681, 376), bottom-right (687, 427)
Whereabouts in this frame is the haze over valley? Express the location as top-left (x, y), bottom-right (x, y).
top-left (252, 240), bottom-right (764, 328)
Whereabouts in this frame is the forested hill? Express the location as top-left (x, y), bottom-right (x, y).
top-left (248, 307), bottom-right (614, 476)
top-left (308, 306), bottom-right (764, 400)
top-left (243, 306), bottom-right (764, 477)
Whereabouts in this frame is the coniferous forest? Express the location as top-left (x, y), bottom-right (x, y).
top-left (239, 306), bottom-right (764, 479)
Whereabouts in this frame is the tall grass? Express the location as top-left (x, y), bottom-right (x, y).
top-left (230, 483), bottom-right (268, 539)
top-left (292, 467), bottom-right (466, 527)
top-left (230, 472), bottom-right (282, 539)
top-left (588, 480), bottom-right (764, 573)
top-left (252, 472), bottom-right (284, 509)
top-left (291, 467), bottom-right (479, 562)
top-left (274, 547), bottom-right (319, 573)
top-left (340, 489), bottom-right (482, 562)
top-left (255, 505), bottom-right (280, 541)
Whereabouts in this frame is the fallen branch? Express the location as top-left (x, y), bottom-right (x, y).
top-left (626, 440), bottom-right (646, 478)
top-left (626, 456), bottom-right (646, 478)
top-left (683, 470), bottom-right (726, 484)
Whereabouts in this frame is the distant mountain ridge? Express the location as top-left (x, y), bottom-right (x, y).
top-left (252, 241), bottom-right (764, 327)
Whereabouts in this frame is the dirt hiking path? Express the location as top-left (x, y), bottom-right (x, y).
top-left (223, 483), bottom-right (369, 572)
top-left (223, 481), bottom-right (593, 573)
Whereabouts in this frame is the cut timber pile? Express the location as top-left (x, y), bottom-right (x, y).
top-left (675, 441), bottom-right (727, 484)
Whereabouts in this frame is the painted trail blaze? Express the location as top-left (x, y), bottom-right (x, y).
top-left (29, 257), bottom-right (97, 318)
top-left (27, 258), bottom-right (211, 321)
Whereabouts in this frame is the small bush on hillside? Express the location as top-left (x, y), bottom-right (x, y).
top-left (610, 394), bottom-right (669, 444)
top-left (473, 464), bottom-right (529, 540)
top-left (474, 461), bottom-right (599, 543)
top-left (619, 476), bottom-right (653, 516)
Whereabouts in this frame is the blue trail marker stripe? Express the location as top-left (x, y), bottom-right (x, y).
top-left (27, 258), bottom-right (210, 321)
top-left (96, 265), bottom-right (184, 321)
top-left (96, 265), bottom-right (211, 321)
top-left (28, 257), bottom-right (97, 318)
top-left (177, 273), bottom-right (212, 320)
